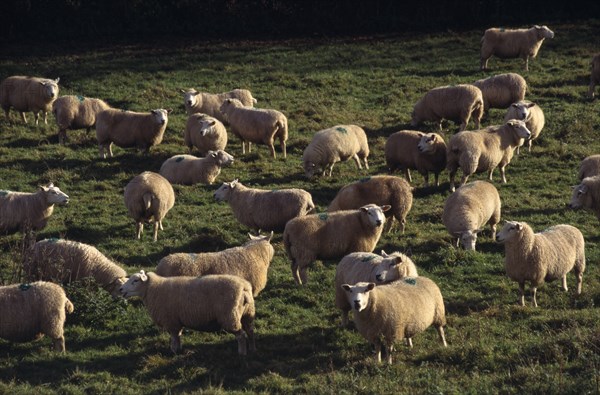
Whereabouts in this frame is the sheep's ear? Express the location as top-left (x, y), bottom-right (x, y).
top-left (534, 25), bottom-right (541, 29)
top-left (380, 249), bottom-right (388, 257)
top-left (180, 89), bottom-right (187, 93)
top-left (516, 223), bottom-right (523, 231)
top-left (579, 185), bottom-right (589, 193)
top-left (193, 91), bottom-right (201, 96)
top-left (360, 206), bottom-right (368, 212)
top-left (507, 119), bottom-right (517, 126)
top-left (267, 231), bottom-right (274, 242)
top-left (139, 270), bottom-right (148, 282)
top-left (526, 102), bottom-right (536, 108)
top-left (143, 193), bottom-right (154, 210)
top-left (366, 283), bottom-right (376, 291)
top-left (390, 256), bottom-right (403, 266)
top-left (511, 103), bottom-right (519, 108)
top-left (151, 110), bottom-right (157, 115)
top-left (46, 182), bottom-right (54, 188)
top-left (55, 77), bottom-right (60, 83)
top-left (208, 120), bottom-right (216, 126)
top-left (341, 284), bottom-right (352, 292)
top-left (210, 151), bottom-right (217, 158)
top-left (166, 108), bottom-right (173, 114)
top-left (231, 179), bottom-right (239, 187)
top-left (380, 205), bottom-right (391, 212)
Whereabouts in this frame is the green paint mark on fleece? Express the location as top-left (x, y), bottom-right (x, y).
top-left (77, 95), bottom-right (85, 102)
top-left (361, 254), bottom-right (377, 262)
top-left (336, 127), bottom-right (348, 134)
top-left (0, 190), bottom-right (10, 196)
top-left (47, 237), bottom-right (60, 243)
top-left (318, 213), bottom-right (328, 221)
top-left (19, 284), bottom-right (31, 291)
top-left (404, 278), bottom-right (417, 286)
top-left (359, 176), bottom-right (372, 183)
top-left (176, 156), bottom-right (185, 163)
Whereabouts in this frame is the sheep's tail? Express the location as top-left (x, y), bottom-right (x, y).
top-left (65, 298), bottom-right (74, 314)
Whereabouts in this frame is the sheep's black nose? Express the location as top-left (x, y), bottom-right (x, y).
top-left (376, 220), bottom-right (382, 226)
top-left (375, 274), bottom-right (382, 281)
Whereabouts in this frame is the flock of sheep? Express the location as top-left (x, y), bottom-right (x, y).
top-left (0, 24), bottom-right (600, 365)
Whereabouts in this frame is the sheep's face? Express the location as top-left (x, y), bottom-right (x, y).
top-left (418, 133), bottom-right (439, 154)
top-left (374, 255), bottom-right (404, 283)
top-left (109, 277), bottom-right (128, 298)
top-left (199, 119), bottom-right (216, 136)
top-left (507, 119), bottom-right (531, 140)
top-left (42, 183), bottom-right (69, 205)
top-left (360, 204), bottom-right (390, 228)
top-left (150, 109), bottom-right (169, 126)
top-left (41, 79), bottom-right (59, 100)
top-left (119, 271), bottom-right (148, 298)
top-left (535, 25), bottom-right (554, 39)
top-left (213, 150), bottom-right (234, 167)
top-left (569, 182), bottom-right (592, 210)
top-left (496, 221), bottom-right (523, 243)
top-left (183, 90), bottom-right (200, 107)
top-left (214, 179), bottom-right (238, 202)
top-left (342, 282), bottom-right (375, 312)
top-left (303, 161), bottom-right (319, 178)
top-left (458, 230), bottom-right (479, 250)
top-left (219, 98), bottom-right (242, 115)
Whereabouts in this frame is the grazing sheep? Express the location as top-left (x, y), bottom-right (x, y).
top-left (327, 175), bottom-right (413, 234)
top-left (184, 113), bottom-right (227, 155)
top-left (504, 100), bottom-right (545, 153)
top-left (578, 155), bottom-right (600, 180)
top-left (0, 76), bottom-right (60, 125)
top-left (123, 171), bottom-right (175, 242)
top-left (283, 204), bottom-right (390, 285)
top-left (0, 281), bottom-right (74, 352)
top-left (181, 88), bottom-right (256, 123)
top-left (159, 150), bottom-right (234, 186)
top-left (410, 84), bottom-right (484, 132)
top-left (446, 119), bottom-right (532, 191)
top-left (341, 278), bottom-right (447, 364)
top-left (480, 25), bottom-right (555, 71)
top-left (569, 175), bottom-right (600, 221)
top-left (52, 95), bottom-right (111, 145)
top-left (589, 54), bottom-right (600, 99)
top-left (472, 73), bottom-right (527, 112)
top-left (95, 108), bottom-right (171, 158)
top-left (219, 98), bottom-right (288, 158)
top-left (120, 270), bottom-right (256, 355)
top-left (302, 125), bottom-right (369, 178)
top-left (442, 181), bottom-right (501, 250)
top-left (214, 179), bottom-right (314, 232)
top-left (156, 232), bottom-right (274, 296)
top-left (334, 250), bottom-right (418, 327)
top-left (25, 238), bottom-right (128, 297)
top-left (384, 131), bottom-right (447, 187)
top-left (496, 221), bottom-right (585, 307)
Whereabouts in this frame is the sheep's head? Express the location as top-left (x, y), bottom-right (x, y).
top-left (214, 179), bottom-right (239, 202)
top-left (569, 179), bottom-right (597, 211)
top-left (506, 119), bottom-right (531, 140)
top-left (360, 204), bottom-right (390, 228)
top-left (40, 78), bottom-right (59, 100)
top-left (303, 161), bottom-right (319, 178)
top-left (210, 150), bottom-right (234, 167)
top-left (150, 109), bottom-right (170, 125)
top-left (454, 229), bottom-right (481, 250)
top-left (374, 251), bottom-right (409, 283)
top-left (219, 98), bottom-right (243, 115)
top-left (41, 183), bottom-right (69, 205)
top-left (509, 101), bottom-right (535, 121)
top-left (107, 277), bottom-right (128, 298)
top-left (418, 133), bottom-right (441, 154)
top-left (119, 270), bottom-right (148, 298)
top-left (247, 231), bottom-right (274, 244)
top-left (181, 89), bottom-right (201, 107)
top-left (534, 25), bottom-right (554, 39)
top-left (198, 118), bottom-right (217, 136)
top-left (341, 282), bottom-right (375, 312)
top-left (496, 221), bottom-right (523, 243)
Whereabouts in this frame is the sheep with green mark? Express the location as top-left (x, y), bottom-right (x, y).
top-left (52, 95), bottom-right (111, 144)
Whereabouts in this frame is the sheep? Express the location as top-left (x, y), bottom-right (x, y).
top-left (159, 150), bottom-right (234, 186)
top-left (327, 175), bottom-right (413, 234)
top-left (589, 54), bottom-right (600, 99)
top-left (219, 98), bottom-right (288, 158)
top-left (384, 131), bottom-right (447, 187)
top-left (569, 175), bottom-right (600, 221)
top-left (446, 119), bottom-right (532, 192)
top-left (155, 232), bottom-right (274, 297)
top-left (184, 113), bottom-right (227, 155)
top-left (334, 250), bottom-right (418, 328)
top-left (52, 95), bottom-right (111, 145)
top-left (341, 277), bottom-right (447, 364)
top-left (410, 84), bottom-right (484, 132)
top-left (302, 124), bottom-right (369, 178)
top-left (123, 171), bottom-right (175, 242)
top-left (283, 204), bottom-right (390, 285)
top-left (442, 181), bottom-right (501, 250)
top-left (480, 25), bottom-right (555, 71)
top-left (24, 238), bottom-right (128, 298)
top-left (181, 88), bottom-right (256, 123)
top-left (120, 270), bottom-right (255, 355)
top-left (214, 179), bottom-right (314, 232)
top-left (0, 76), bottom-right (60, 125)
top-left (0, 281), bottom-right (74, 352)
top-left (95, 108), bottom-right (171, 158)
top-left (578, 155), bottom-right (600, 180)
top-left (496, 221), bottom-right (585, 307)
top-left (503, 100), bottom-right (545, 153)
top-left (472, 73), bottom-right (527, 112)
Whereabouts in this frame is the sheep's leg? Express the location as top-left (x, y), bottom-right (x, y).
top-left (352, 154), bottom-right (363, 169)
top-left (516, 146), bottom-right (521, 155)
top-left (153, 221), bottom-right (159, 242)
top-left (291, 260), bottom-right (302, 285)
top-left (589, 82), bottom-right (596, 99)
top-left (241, 141), bottom-right (246, 154)
top-left (373, 340), bottom-right (382, 363)
top-left (43, 111), bottom-right (48, 125)
top-left (490, 223), bottom-right (497, 241)
top-left (519, 282), bottom-right (526, 306)
top-left (34, 111), bottom-right (40, 126)
top-left (52, 336), bottom-right (66, 353)
top-left (108, 143), bottom-right (113, 158)
top-left (363, 156), bottom-right (369, 169)
top-left (576, 270), bottom-right (583, 295)
top-left (299, 267), bottom-right (309, 285)
top-left (159, 221), bottom-right (164, 231)
top-left (383, 216), bottom-right (394, 234)
top-left (532, 286), bottom-right (538, 307)
top-left (527, 139), bottom-right (533, 152)
top-left (136, 222), bottom-right (143, 240)
top-left (234, 330), bottom-right (248, 356)
top-left (242, 317), bottom-right (256, 353)
top-left (280, 136), bottom-right (287, 158)
top-left (405, 337), bottom-right (413, 348)
top-left (404, 168), bottom-right (412, 183)
top-left (169, 330), bottom-right (182, 353)
top-left (268, 143), bottom-right (276, 158)
top-left (248, 142), bottom-right (252, 153)
top-left (561, 275), bottom-right (568, 292)
top-left (21, 111), bottom-right (28, 124)
top-left (59, 129), bottom-right (66, 145)
top-left (422, 172), bottom-right (429, 187)
top-left (384, 343), bottom-right (394, 364)
top-left (480, 56), bottom-right (489, 71)
top-left (327, 163), bottom-right (335, 177)
top-left (437, 326), bottom-right (448, 347)
top-left (434, 172), bottom-right (440, 187)
top-left (524, 56), bottom-right (529, 72)
top-left (499, 166), bottom-right (507, 183)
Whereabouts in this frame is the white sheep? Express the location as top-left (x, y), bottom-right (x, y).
top-left (156, 232), bottom-right (274, 296)
top-left (183, 113), bottom-right (227, 155)
top-left (578, 155), bottom-right (600, 180)
top-left (95, 108), bottom-right (171, 158)
top-left (503, 100), bottom-right (545, 153)
top-left (123, 171), bottom-right (175, 242)
top-left (472, 73), bottom-right (527, 112)
top-left (480, 25), bottom-right (555, 71)
top-left (181, 88), bottom-right (256, 123)
top-left (334, 250), bottom-right (418, 327)
top-left (52, 95), bottom-right (111, 145)
top-left (25, 238), bottom-right (128, 297)
top-left (120, 270), bottom-right (256, 355)
top-left (0, 281), bottom-right (74, 352)
top-left (569, 175), bottom-right (600, 222)
top-left (214, 179), bottom-right (314, 232)
top-left (446, 119), bottom-right (532, 191)
top-left (327, 175), bottom-right (413, 234)
top-left (589, 54), bottom-right (600, 99)
top-left (0, 76), bottom-right (60, 125)
top-left (384, 131), bottom-right (447, 187)
top-left (159, 150), bottom-right (234, 186)
top-left (410, 84), bottom-right (484, 132)
top-left (219, 98), bottom-right (288, 158)
top-left (442, 181), bottom-right (501, 250)
top-left (283, 204), bottom-right (390, 285)
top-left (302, 124), bottom-right (369, 178)
top-left (341, 277), bottom-right (447, 364)
top-left (496, 221), bottom-right (585, 307)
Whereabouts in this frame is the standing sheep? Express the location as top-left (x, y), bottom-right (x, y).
top-left (302, 125), bottom-right (369, 178)
top-left (384, 131), bottom-right (447, 187)
top-left (341, 278), bottom-right (447, 364)
top-left (124, 171), bottom-right (175, 242)
top-left (480, 25), bottom-right (555, 71)
top-left (214, 179), bottom-right (314, 232)
top-left (446, 119), bottom-right (532, 191)
top-left (0, 281), bottom-right (74, 352)
top-left (578, 155), bottom-right (600, 180)
top-left (327, 175), bottom-right (413, 234)
top-left (120, 270), bottom-right (256, 355)
top-left (472, 73), bottom-right (527, 112)
top-left (0, 76), bottom-right (60, 125)
top-left (569, 175), bottom-right (600, 221)
top-left (52, 95), bottom-right (111, 145)
top-left (184, 113), bottom-right (227, 155)
top-left (95, 108), bottom-right (171, 158)
top-left (504, 100), bottom-right (545, 153)
top-left (589, 54), bottom-right (600, 99)
top-left (496, 221), bottom-right (585, 307)
top-left (181, 88), bottom-right (256, 123)
top-left (219, 98), bottom-right (288, 159)
top-left (156, 232), bottom-right (274, 297)
top-left (442, 181), bottom-right (501, 250)
top-left (410, 84), bottom-right (484, 132)
top-left (159, 150), bottom-right (234, 186)
top-left (283, 204), bottom-right (390, 285)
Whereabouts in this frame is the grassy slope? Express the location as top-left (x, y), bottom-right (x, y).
top-left (0, 21), bottom-right (600, 394)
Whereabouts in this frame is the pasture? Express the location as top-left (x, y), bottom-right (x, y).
top-left (1, 20), bottom-right (600, 394)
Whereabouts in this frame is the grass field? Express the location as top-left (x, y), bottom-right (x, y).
top-left (1, 20), bottom-right (600, 394)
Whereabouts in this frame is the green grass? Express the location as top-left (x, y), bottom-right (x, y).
top-left (2, 20), bottom-right (600, 393)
